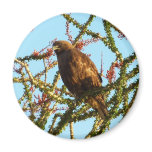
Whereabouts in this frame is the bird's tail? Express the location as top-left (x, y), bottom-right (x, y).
top-left (87, 95), bottom-right (108, 120)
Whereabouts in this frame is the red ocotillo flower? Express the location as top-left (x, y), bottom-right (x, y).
top-left (106, 61), bottom-right (123, 83)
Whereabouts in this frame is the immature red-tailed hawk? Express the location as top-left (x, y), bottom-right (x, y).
top-left (53, 41), bottom-right (108, 119)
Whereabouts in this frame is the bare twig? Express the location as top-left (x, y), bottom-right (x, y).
top-left (43, 59), bottom-right (48, 84)
top-left (70, 122), bottom-right (74, 139)
top-left (73, 15), bottom-right (95, 46)
top-left (14, 58), bottom-right (36, 84)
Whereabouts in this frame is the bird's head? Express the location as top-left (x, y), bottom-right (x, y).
top-left (52, 41), bottom-right (74, 55)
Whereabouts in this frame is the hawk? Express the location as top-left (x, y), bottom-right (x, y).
top-left (53, 41), bottom-right (108, 119)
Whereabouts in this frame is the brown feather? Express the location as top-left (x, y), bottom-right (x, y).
top-left (53, 41), bottom-right (108, 119)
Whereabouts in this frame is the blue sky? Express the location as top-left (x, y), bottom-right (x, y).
top-left (13, 13), bottom-right (139, 139)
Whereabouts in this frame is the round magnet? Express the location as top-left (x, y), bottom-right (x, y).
top-left (13, 13), bottom-right (139, 139)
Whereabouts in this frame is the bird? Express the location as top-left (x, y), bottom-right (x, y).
top-left (52, 40), bottom-right (108, 119)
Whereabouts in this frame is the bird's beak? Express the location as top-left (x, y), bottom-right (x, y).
top-left (52, 45), bottom-right (60, 51)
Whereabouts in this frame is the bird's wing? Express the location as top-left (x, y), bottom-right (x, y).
top-left (68, 48), bottom-right (102, 94)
